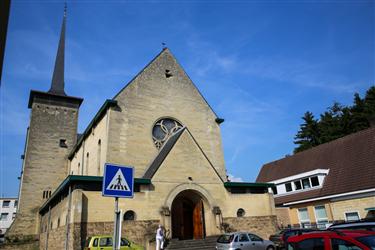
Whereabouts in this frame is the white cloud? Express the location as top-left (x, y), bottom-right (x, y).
top-left (227, 174), bottom-right (244, 182)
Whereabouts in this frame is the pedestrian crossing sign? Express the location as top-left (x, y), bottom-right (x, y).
top-left (102, 164), bottom-right (134, 198)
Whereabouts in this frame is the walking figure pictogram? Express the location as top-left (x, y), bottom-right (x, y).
top-left (106, 169), bottom-right (130, 191)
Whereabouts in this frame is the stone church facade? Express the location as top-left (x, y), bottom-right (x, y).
top-left (5, 11), bottom-right (277, 250)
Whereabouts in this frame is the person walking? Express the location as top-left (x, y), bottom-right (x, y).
top-left (156, 224), bottom-right (164, 250)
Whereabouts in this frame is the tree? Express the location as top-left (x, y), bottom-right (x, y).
top-left (364, 86), bottom-right (375, 125)
top-left (319, 102), bottom-right (345, 143)
top-left (349, 93), bottom-right (368, 132)
top-left (294, 111), bottom-right (320, 153)
top-left (293, 86), bottom-right (374, 153)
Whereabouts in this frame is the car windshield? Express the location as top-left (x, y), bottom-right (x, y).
top-left (217, 234), bottom-right (234, 243)
top-left (357, 235), bottom-right (375, 249)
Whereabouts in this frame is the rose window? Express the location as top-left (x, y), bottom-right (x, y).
top-left (152, 118), bottom-right (183, 149)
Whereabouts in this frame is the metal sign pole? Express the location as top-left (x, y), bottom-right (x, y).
top-left (113, 197), bottom-right (121, 250)
top-left (102, 164), bottom-right (133, 250)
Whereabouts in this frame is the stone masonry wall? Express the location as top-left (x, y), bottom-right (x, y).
top-left (7, 101), bottom-right (79, 239)
top-left (223, 215), bottom-right (278, 239)
top-left (38, 220), bottom-right (159, 250)
top-left (108, 49), bottom-right (227, 180)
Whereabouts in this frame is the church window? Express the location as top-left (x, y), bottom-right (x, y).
top-left (97, 140), bottom-right (101, 175)
top-left (165, 69), bottom-right (173, 78)
top-left (237, 208), bottom-right (245, 217)
top-left (59, 139), bottom-right (67, 148)
top-left (124, 210), bottom-right (136, 221)
top-left (152, 118), bottom-right (183, 149)
top-left (86, 153), bottom-right (90, 175)
top-left (57, 218), bottom-right (60, 227)
top-left (78, 163), bottom-right (81, 175)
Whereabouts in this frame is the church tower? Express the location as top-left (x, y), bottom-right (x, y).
top-left (7, 7), bottom-right (83, 239)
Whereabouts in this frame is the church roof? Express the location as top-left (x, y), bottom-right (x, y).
top-left (28, 6), bottom-right (83, 108)
top-left (48, 6), bottom-right (67, 96)
top-left (68, 99), bottom-right (117, 160)
top-left (256, 127), bottom-right (375, 206)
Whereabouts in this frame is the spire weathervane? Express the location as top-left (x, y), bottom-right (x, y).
top-left (48, 3), bottom-right (67, 96)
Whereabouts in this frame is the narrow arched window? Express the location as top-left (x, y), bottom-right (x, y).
top-left (97, 140), bottom-right (101, 175)
top-left (86, 152), bottom-right (89, 175)
top-left (124, 210), bottom-right (136, 221)
top-left (78, 163), bottom-right (81, 175)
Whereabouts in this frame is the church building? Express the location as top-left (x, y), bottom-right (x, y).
top-left (6, 9), bottom-right (277, 250)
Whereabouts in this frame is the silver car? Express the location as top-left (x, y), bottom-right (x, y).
top-left (216, 232), bottom-right (275, 250)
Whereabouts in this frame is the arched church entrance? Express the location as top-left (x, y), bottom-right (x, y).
top-left (171, 190), bottom-right (206, 240)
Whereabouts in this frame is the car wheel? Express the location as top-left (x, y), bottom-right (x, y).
top-left (267, 246), bottom-right (275, 250)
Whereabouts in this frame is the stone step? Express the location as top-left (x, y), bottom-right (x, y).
top-left (166, 236), bottom-right (218, 250)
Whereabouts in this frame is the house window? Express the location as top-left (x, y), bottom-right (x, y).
top-left (285, 183), bottom-right (292, 192)
top-left (294, 180), bottom-right (302, 190)
top-left (2, 200), bottom-right (10, 207)
top-left (311, 176), bottom-right (319, 187)
top-left (314, 206), bottom-right (328, 229)
top-left (345, 212), bottom-right (360, 222)
top-left (298, 208), bottom-right (311, 228)
top-left (271, 186), bottom-right (278, 195)
top-left (1, 213), bottom-right (8, 221)
top-left (14, 200), bottom-right (18, 207)
top-left (302, 178), bottom-right (311, 189)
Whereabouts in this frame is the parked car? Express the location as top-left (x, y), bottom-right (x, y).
top-left (84, 235), bottom-right (144, 250)
top-left (269, 229), bottom-right (315, 249)
top-left (286, 230), bottom-right (375, 250)
top-left (328, 220), bottom-right (375, 231)
top-left (216, 232), bottom-right (275, 250)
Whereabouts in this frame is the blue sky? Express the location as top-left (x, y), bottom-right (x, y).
top-left (1, 1), bottom-right (374, 197)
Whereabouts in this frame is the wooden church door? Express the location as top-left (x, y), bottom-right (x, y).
top-left (193, 200), bottom-right (204, 239)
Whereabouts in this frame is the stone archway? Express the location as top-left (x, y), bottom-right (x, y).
top-left (171, 190), bottom-right (205, 240)
top-left (163, 183), bottom-right (220, 239)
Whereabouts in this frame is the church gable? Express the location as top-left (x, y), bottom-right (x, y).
top-left (106, 49), bottom-right (226, 180)
top-left (151, 128), bottom-right (224, 184)
top-left (113, 48), bottom-right (217, 118)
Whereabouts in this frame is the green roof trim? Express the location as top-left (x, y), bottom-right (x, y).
top-left (39, 175), bottom-right (151, 214)
top-left (68, 99), bottom-right (117, 159)
top-left (224, 182), bottom-right (275, 188)
top-left (365, 207), bottom-right (375, 211)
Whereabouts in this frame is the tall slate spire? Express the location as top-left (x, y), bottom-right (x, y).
top-left (48, 4), bottom-right (67, 96)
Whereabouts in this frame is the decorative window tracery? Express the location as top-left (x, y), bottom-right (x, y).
top-left (152, 118), bottom-right (183, 149)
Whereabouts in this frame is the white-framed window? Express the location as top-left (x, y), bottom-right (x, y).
top-left (1, 213), bottom-right (8, 221)
top-left (2, 200), bottom-right (10, 207)
top-left (314, 205), bottom-right (328, 229)
top-left (298, 208), bottom-right (311, 228)
top-left (345, 211), bottom-right (360, 222)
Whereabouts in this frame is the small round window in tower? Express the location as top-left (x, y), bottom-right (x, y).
top-left (124, 210), bottom-right (136, 221)
top-left (237, 208), bottom-right (245, 217)
top-left (152, 118), bottom-right (183, 149)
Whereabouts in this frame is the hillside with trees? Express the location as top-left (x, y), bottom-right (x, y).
top-left (294, 86), bottom-right (375, 153)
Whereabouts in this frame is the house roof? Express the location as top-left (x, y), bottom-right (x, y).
top-left (256, 127), bottom-right (375, 206)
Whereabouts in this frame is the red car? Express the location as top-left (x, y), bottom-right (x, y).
top-left (286, 230), bottom-right (375, 250)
